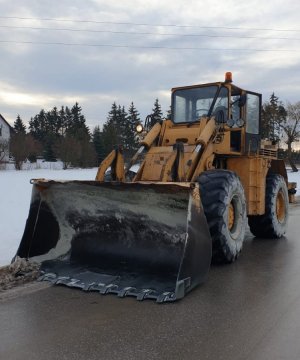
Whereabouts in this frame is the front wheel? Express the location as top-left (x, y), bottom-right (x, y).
top-left (248, 174), bottom-right (289, 238)
top-left (198, 170), bottom-right (247, 263)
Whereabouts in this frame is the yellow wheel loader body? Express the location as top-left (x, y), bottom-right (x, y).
top-left (16, 73), bottom-right (295, 302)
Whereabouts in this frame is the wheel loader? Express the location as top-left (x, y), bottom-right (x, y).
top-left (15, 72), bottom-right (296, 303)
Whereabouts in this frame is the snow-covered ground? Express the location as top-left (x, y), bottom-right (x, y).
top-left (0, 165), bottom-right (299, 267)
top-left (0, 165), bottom-right (98, 266)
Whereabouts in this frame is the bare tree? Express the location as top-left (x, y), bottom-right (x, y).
top-left (26, 135), bottom-right (42, 164)
top-left (10, 133), bottom-right (40, 170)
top-left (54, 136), bottom-right (81, 169)
top-left (54, 135), bottom-right (97, 169)
top-left (280, 101), bottom-right (300, 172)
top-left (10, 133), bottom-right (27, 170)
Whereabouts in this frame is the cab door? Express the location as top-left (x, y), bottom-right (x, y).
top-left (245, 91), bottom-right (261, 154)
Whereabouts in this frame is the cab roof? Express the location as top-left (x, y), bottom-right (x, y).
top-left (171, 81), bottom-right (260, 96)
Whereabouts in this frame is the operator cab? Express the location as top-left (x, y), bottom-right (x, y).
top-left (171, 73), bottom-right (262, 154)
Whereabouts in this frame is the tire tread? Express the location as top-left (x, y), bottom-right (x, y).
top-left (198, 170), bottom-right (246, 264)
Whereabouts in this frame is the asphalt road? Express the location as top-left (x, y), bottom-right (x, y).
top-left (1, 201), bottom-right (300, 360)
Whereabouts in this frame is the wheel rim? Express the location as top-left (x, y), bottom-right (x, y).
top-left (228, 203), bottom-right (235, 231)
top-left (276, 190), bottom-right (286, 223)
top-left (228, 195), bottom-right (243, 240)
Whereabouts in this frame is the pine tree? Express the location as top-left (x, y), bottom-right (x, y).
top-left (102, 102), bottom-right (123, 155)
top-left (14, 115), bottom-right (26, 134)
top-left (58, 106), bottom-right (67, 136)
top-left (65, 106), bottom-right (73, 131)
top-left (29, 109), bottom-right (47, 143)
top-left (125, 102), bottom-right (140, 152)
top-left (66, 102), bottom-right (90, 141)
top-left (165, 106), bottom-right (172, 120)
top-left (92, 126), bottom-right (105, 164)
top-left (145, 98), bottom-right (164, 130)
top-left (102, 102), bottom-right (143, 159)
top-left (261, 93), bottom-right (285, 141)
top-left (11, 115), bottom-right (27, 168)
top-left (42, 107), bottom-right (62, 161)
top-left (47, 106), bottom-right (62, 136)
top-left (28, 104), bottom-right (90, 162)
top-left (151, 98), bottom-right (163, 120)
top-left (118, 105), bottom-right (129, 147)
top-left (28, 109), bottom-right (47, 159)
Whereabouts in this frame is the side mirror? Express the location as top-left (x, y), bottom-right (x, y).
top-left (238, 94), bottom-right (247, 107)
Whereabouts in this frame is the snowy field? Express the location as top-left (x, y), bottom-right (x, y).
top-left (0, 165), bottom-right (299, 267)
top-left (0, 165), bottom-right (98, 266)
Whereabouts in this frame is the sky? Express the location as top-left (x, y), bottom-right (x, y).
top-left (1, 0), bottom-right (300, 130)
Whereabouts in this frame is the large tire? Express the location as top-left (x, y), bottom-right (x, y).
top-left (198, 170), bottom-right (247, 263)
top-left (248, 174), bottom-right (289, 238)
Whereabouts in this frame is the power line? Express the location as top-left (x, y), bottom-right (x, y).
top-left (0, 24), bottom-right (300, 41)
top-left (0, 39), bottom-right (299, 52)
top-left (0, 15), bottom-right (299, 33)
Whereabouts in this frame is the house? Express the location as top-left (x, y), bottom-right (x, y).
top-left (0, 114), bottom-right (13, 163)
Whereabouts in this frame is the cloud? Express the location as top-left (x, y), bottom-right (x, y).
top-left (0, 0), bottom-right (300, 129)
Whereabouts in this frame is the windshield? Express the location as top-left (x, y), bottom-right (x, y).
top-left (172, 85), bottom-right (229, 123)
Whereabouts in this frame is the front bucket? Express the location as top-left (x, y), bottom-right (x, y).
top-left (16, 180), bottom-right (211, 302)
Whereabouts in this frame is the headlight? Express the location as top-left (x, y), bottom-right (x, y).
top-left (136, 123), bottom-right (143, 133)
top-left (226, 118), bottom-right (235, 128)
top-left (236, 118), bottom-right (245, 128)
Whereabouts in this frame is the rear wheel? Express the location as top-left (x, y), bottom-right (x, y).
top-left (198, 170), bottom-right (247, 263)
top-left (248, 174), bottom-right (289, 238)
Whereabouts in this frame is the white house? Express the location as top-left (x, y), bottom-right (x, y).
top-left (0, 114), bottom-right (13, 163)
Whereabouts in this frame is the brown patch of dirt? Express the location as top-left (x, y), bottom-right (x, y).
top-left (0, 257), bottom-right (40, 291)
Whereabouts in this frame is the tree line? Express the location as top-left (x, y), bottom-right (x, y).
top-left (9, 99), bottom-right (163, 170)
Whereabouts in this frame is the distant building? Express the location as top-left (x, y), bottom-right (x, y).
top-left (0, 114), bottom-right (13, 163)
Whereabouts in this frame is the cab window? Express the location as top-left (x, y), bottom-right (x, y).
top-left (172, 85), bottom-right (228, 123)
top-left (246, 93), bottom-right (260, 134)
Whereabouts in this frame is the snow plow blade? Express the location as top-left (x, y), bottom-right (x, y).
top-left (16, 180), bottom-right (211, 303)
